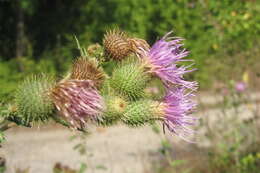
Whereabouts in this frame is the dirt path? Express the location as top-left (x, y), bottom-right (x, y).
top-left (1, 93), bottom-right (259, 173)
top-left (1, 124), bottom-right (167, 173)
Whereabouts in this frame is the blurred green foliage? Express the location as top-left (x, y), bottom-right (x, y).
top-left (207, 146), bottom-right (260, 173)
top-left (0, 0), bottom-right (259, 100)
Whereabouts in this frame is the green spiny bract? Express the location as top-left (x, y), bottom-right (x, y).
top-left (122, 100), bottom-right (160, 127)
top-left (109, 61), bottom-right (150, 100)
top-left (98, 95), bottom-right (128, 126)
top-left (100, 79), bottom-right (114, 96)
top-left (15, 75), bottom-right (55, 123)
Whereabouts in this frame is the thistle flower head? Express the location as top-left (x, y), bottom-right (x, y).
top-left (122, 87), bottom-right (197, 141)
top-left (15, 75), bottom-right (55, 123)
top-left (99, 95), bottom-right (128, 126)
top-left (70, 57), bottom-right (106, 88)
top-left (51, 80), bottom-right (105, 129)
top-left (133, 32), bottom-right (197, 90)
top-left (159, 87), bottom-right (197, 140)
top-left (109, 61), bottom-right (150, 100)
top-left (106, 96), bottom-right (127, 114)
top-left (235, 81), bottom-right (247, 93)
top-left (103, 29), bottom-right (131, 61)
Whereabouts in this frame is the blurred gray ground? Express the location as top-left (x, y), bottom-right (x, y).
top-left (2, 124), bottom-right (177, 173)
top-left (0, 93), bottom-right (259, 173)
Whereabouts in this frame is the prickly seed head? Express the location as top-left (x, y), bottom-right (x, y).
top-left (103, 29), bottom-right (131, 61)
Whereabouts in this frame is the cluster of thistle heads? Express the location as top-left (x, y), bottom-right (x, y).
top-left (14, 29), bottom-right (198, 140)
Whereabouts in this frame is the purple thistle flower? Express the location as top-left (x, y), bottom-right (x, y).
top-left (135, 32), bottom-right (197, 90)
top-left (235, 81), bottom-right (247, 93)
top-left (129, 32), bottom-right (199, 141)
top-left (51, 80), bottom-right (105, 129)
top-left (160, 87), bottom-right (197, 141)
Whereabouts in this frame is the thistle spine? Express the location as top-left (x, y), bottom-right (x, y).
top-left (15, 75), bottom-right (55, 123)
top-left (122, 99), bottom-right (166, 127)
top-left (70, 57), bottom-right (106, 88)
top-left (103, 29), bottom-right (131, 61)
top-left (98, 95), bottom-right (128, 126)
top-left (109, 61), bottom-right (150, 100)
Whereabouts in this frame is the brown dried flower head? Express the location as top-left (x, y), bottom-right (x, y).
top-left (103, 29), bottom-right (131, 61)
top-left (70, 57), bottom-right (106, 88)
top-left (128, 38), bottom-right (150, 56)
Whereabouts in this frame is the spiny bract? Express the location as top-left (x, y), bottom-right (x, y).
top-left (109, 61), bottom-right (150, 100)
top-left (15, 75), bottom-right (55, 123)
top-left (99, 95), bottom-right (128, 126)
top-left (122, 100), bottom-right (159, 127)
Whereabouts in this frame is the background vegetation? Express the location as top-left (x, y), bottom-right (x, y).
top-left (1, 0), bottom-right (260, 101)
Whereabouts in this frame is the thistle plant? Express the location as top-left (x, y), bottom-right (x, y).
top-left (0, 29), bottom-right (198, 142)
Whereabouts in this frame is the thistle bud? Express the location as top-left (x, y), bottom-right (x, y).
top-left (15, 75), bottom-right (55, 123)
top-left (98, 95), bottom-right (128, 126)
top-left (86, 44), bottom-right (105, 61)
top-left (122, 100), bottom-right (162, 127)
top-left (103, 29), bottom-right (131, 61)
top-left (109, 62), bottom-right (150, 100)
top-left (87, 44), bottom-right (103, 56)
top-left (50, 80), bottom-right (105, 129)
top-left (100, 80), bottom-right (114, 95)
top-left (70, 57), bottom-right (106, 88)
